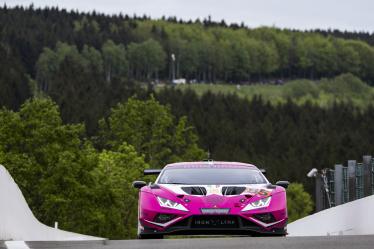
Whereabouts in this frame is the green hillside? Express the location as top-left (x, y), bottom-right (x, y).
top-left (163, 74), bottom-right (374, 108)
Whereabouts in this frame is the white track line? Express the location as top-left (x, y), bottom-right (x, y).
top-left (5, 241), bottom-right (30, 249)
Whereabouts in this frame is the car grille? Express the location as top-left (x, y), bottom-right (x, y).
top-left (191, 215), bottom-right (239, 229)
top-left (167, 216), bottom-right (263, 231)
top-left (181, 186), bottom-right (207, 195)
top-left (170, 218), bottom-right (189, 227)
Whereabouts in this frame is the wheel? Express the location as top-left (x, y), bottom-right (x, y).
top-left (137, 207), bottom-right (141, 236)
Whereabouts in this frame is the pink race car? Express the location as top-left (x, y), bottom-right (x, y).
top-left (133, 161), bottom-right (289, 239)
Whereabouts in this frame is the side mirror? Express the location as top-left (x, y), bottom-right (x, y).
top-left (276, 181), bottom-right (289, 189)
top-left (132, 181), bottom-right (147, 189)
top-left (260, 169), bottom-right (266, 175)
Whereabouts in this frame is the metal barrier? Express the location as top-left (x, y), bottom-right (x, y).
top-left (315, 155), bottom-right (374, 212)
top-left (372, 160), bottom-right (374, 194)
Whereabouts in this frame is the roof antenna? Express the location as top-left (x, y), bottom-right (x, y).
top-left (203, 150), bottom-right (213, 162)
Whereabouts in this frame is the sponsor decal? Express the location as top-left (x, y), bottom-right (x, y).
top-left (244, 187), bottom-right (272, 197)
top-left (201, 208), bottom-right (230, 214)
top-left (207, 185), bottom-right (221, 195)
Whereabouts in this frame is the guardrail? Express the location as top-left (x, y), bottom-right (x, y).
top-left (0, 165), bottom-right (104, 241)
top-left (288, 194), bottom-right (374, 236)
top-left (314, 155), bottom-right (374, 212)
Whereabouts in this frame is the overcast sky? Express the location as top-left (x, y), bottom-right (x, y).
top-left (2, 0), bottom-right (374, 32)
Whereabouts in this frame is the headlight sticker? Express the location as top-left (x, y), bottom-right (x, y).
top-left (258, 189), bottom-right (271, 197)
top-left (244, 187), bottom-right (272, 197)
top-left (241, 196), bottom-right (272, 212)
top-left (206, 185), bottom-right (221, 195)
top-left (157, 196), bottom-right (189, 212)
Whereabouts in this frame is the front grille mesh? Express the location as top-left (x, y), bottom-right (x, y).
top-left (170, 218), bottom-right (189, 227)
top-left (168, 216), bottom-right (262, 230)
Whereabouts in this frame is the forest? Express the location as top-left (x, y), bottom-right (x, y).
top-left (1, 4), bottom-right (374, 93)
top-left (0, 5), bottom-right (372, 238)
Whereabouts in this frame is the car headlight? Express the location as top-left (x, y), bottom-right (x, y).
top-left (241, 196), bottom-right (271, 212)
top-left (157, 197), bottom-right (188, 211)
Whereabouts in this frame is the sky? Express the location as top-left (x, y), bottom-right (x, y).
top-left (2, 0), bottom-right (374, 32)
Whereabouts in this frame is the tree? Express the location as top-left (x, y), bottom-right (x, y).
top-left (346, 40), bottom-right (374, 84)
top-left (295, 35), bottom-right (337, 78)
top-left (310, 36), bottom-right (337, 77)
top-left (0, 44), bottom-right (30, 109)
top-left (286, 183), bottom-right (313, 222)
top-left (283, 80), bottom-right (320, 100)
top-left (0, 97), bottom-right (99, 235)
top-left (36, 42), bottom-right (106, 133)
top-left (0, 97), bottom-right (149, 239)
top-left (230, 39), bottom-right (251, 81)
top-left (127, 39), bottom-right (166, 80)
top-left (102, 40), bottom-right (128, 83)
top-left (91, 143), bottom-right (148, 238)
top-left (171, 116), bottom-right (206, 161)
top-left (257, 41), bottom-right (280, 78)
top-left (36, 47), bottom-right (58, 92)
top-left (333, 39), bottom-right (360, 75)
top-left (319, 73), bottom-right (371, 100)
top-left (102, 97), bottom-right (204, 167)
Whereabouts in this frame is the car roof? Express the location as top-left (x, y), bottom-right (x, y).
top-left (164, 161), bottom-right (258, 169)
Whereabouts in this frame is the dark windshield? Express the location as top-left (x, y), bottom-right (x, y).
top-left (157, 168), bottom-right (267, 185)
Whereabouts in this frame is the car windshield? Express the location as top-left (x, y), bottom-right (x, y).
top-left (157, 167), bottom-right (267, 185)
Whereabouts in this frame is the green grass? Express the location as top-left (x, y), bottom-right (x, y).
top-left (171, 83), bottom-right (285, 102)
top-left (156, 74), bottom-right (374, 109)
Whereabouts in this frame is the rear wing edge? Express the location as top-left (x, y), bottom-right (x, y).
top-left (144, 169), bottom-right (162, 175)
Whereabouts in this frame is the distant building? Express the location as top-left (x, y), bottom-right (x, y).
top-left (172, 78), bottom-right (186, 85)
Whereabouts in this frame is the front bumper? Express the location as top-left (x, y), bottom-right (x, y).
top-left (140, 215), bottom-right (287, 236)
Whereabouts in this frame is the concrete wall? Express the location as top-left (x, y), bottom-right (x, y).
top-left (288, 194), bottom-right (374, 236)
top-left (0, 165), bottom-right (104, 241)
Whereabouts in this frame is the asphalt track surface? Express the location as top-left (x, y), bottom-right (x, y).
top-left (2, 235), bottom-right (374, 249)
